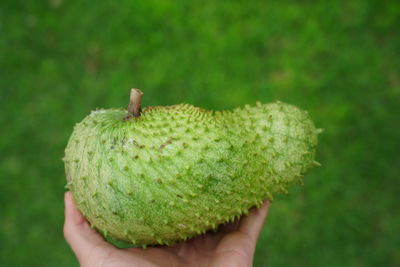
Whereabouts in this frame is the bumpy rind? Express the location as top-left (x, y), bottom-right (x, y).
top-left (63, 102), bottom-right (319, 246)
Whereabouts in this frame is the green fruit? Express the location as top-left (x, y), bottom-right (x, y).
top-left (64, 89), bottom-right (320, 246)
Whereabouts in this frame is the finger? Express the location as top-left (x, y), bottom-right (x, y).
top-left (205, 219), bottom-right (241, 247)
top-left (64, 191), bottom-right (85, 225)
top-left (198, 202), bottom-right (270, 252)
top-left (63, 192), bottom-right (114, 262)
top-left (218, 219), bottom-right (241, 234)
top-left (213, 201), bottom-right (270, 265)
top-left (238, 200), bottom-right (270, 242)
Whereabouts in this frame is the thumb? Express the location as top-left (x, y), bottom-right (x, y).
top-left (63, 192), bottom-right (114, 264)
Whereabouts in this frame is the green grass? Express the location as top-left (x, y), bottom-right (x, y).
top-left (1, 0), bottom-right (399, 266)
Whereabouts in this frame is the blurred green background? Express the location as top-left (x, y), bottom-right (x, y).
top-left (1, 0), bottom-right (399, 266)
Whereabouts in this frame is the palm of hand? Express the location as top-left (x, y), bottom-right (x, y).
top-left (64, 192), bottom-right (269, 267)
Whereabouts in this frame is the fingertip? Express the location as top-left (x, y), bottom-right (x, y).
top-left (64, 191), bottom-right (73, 211)
top-left (64, 191), bottom-right (72, 209)
top-left (64, 191), bottom-right (85, 225)
top-left (64, 192), bottom-right (113, 262)
top-left (64, 192), bottom-right (71, 217)
top-left (237, 200), bottom-right (270, 241)
top-left (256, 200), bottom-right (270, 216)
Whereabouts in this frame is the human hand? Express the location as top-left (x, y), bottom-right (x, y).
top-left (64, 192), bottom-right (270, 267)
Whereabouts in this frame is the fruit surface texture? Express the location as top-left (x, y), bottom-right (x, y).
top-left (64, 98), bottom-right (319, 246)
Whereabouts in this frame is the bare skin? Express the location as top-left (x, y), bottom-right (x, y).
top-left (64, 191), bottom-right (270, 267)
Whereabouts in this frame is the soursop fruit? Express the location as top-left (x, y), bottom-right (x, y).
top-left (64, 89), bottom-right (320, 246)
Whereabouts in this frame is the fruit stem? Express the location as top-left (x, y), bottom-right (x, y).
top-left (125, 88), bottom-right (143, 119)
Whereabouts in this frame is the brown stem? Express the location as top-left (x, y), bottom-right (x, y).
top-left (125, 88), bottom-right (143, 120)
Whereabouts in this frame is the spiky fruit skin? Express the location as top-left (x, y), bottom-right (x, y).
top-left (64, 101), bottom-right (319, 246)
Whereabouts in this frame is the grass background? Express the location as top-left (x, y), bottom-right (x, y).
top-left (1, 0), bottom-right (399, 266)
